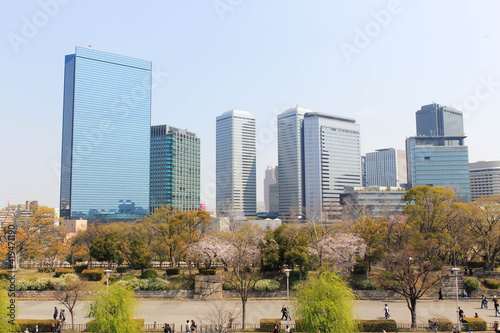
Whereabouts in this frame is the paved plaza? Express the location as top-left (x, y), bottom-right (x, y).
top-left (15, 298), bottom-right (500, 326)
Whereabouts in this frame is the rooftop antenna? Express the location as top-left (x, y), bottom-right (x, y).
top-left (7, 189), bottom-right (10, 207)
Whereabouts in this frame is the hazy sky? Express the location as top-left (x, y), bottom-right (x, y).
top-left (1, 1), bottom-right (500, 210)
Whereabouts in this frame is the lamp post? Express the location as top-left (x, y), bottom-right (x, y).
top-left (104, 269), bottom-right (112, 292)
top-left (284, 269), bottom-right (292, 322)
top-left (451, 267), bottom-right (460, 331)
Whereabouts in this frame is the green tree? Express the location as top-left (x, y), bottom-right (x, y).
top-left (0, 288), bottom-right (14, 333)
top-left (89, 233), bottom-right (120, 267)
top-left (464, 195), bottom-right (500, 270)
top-left (354, 216), bottom-right (388, 277)
top-left (122, 239), bottom-right (152, 274)
top-left (87, 284), bottom-right (141, 333)
top-left (294, 270), bottom-right (359, 333)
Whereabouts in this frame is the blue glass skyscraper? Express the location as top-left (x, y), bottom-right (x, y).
top-left (60, 47), bottom-right (151, 220)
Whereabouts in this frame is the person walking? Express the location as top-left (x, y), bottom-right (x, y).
top-left (164, 323), bottom-right (172, 333)
top-left (438, 288), bottom-right (443, 302)
top-left (281, 305), bottom-right (288, 320)
top-left (51, 323), bottom-right (56, 333)
top-left (56, 320), bottom-right (63, 333)
top-left (191, 320), bottom-right (197, 333)
top-left (32, 325), bottom-right (39, 333)
top-left (458, 307), bottom-right (465, 322)
top-left (494, 296), bottom-right (499, 316)
top-left (186, 320), bottom-right (191, 333)
top-left (383, 304), bottom-right (390, 319)
top-left (53, 307), bottom-right (58, 320)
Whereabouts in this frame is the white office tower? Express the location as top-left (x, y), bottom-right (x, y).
top-left (216, 110), bottom-right (256, 217)
top-left (277, 107), bottom-right (310, 218)
top-left (365, 148), bottom-right (407, 188)
top-left (303, 113), bottom-right (361, 219)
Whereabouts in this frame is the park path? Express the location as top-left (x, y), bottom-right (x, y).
top-left (16, 298), bottom-right (498, 327)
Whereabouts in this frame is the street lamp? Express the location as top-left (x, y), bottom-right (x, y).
top-left (284, 269), bottom-right (292, 322)
top-left (104, 269), bottom-right (112, 292)
top-left (451, 267), bottom-right (461, 332)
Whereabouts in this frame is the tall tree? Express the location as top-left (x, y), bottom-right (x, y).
top-left (5, 205), bottom-right (57, 269)
top-left (219, 224), bottom-right (264, 329)
top-left (89, 233), bottom-right (120, 268)
top-left (52, 274), bottom-right (87, 330)
top-left (294, 270), bottom-right (359, 333)
top-left (354, 216), bottom-right (388, 277)
top-left (87, 284), bottom-right (141, 333)
top-left (465, 195), bottom-right (500, 270)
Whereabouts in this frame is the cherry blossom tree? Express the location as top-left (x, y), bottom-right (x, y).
top-left (311, 233), bottom-right (366, 274)
top-left (185, 235), bottom-right (225, 269)
top-left (218, 224), bottom-right (264, 329)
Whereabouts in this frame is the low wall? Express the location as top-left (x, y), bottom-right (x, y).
top-left (223, 290), bottom-right (287, 298)
top-left (194, 275), bottom-right (222, 300)
top-left (14, 290), bottom-right (194, 299)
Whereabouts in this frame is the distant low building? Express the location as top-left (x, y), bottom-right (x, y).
top-left (60, 219), bottom-right (87, 240)
top-left (247, 218), bottom-right (282, 231)
top-left (340, 186), bottom-right (406, 218)
top-left (469, 161), bottom-right (500, 200)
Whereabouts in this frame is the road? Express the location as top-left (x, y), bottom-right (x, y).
top-left (15, 298), bottom-right (498, 327)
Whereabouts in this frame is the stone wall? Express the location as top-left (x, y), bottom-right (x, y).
top-left (15, 290), bottom-right (194, 299)
top-left (194, 275), bottom-right (222, 300)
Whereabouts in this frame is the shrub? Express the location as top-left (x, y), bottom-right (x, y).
top-left (358, 319), bottom-right (398, 332)
top-left (116, 277), bottom-right (169, 291)
top-left (428, 318), bottom-right (453, 331)
top-left (462, 317), bottom-right (487, 331)
top-left (292, 280), bottom-right (306, 290)
top-left (260, 318), bottom-right (280, 332)
top-left (54, 269), bottom-right (75, 278)
top-left (483, 278), bottom-right (500, 289)
top-left (141, 269), bottom-right (158, 279)
top-left (37, 267), bottom-right (54, 273)
top-left (353, 279), bottom-right (380, 290)
top-left (0, 271), bottom-right (11, 279)
top-left (73, 264), bottom-right (88, 273)
top-left (15, 319), bottom-right (57, 332)
top-left (464, 277), bottom-right (480, 293)
top-left (16, 274), bottom-right (80, 291)
top-left (253, 279), bottom-right (280, 292)
top-left (165, 268), bottom-right (180, 276)
top-left (82, 269), bottom-right (104, 281)
top-left (122, 274), bottom-right (138, 281)
top-left (198, 268), bottom-right (217, 275)
top-left (117, 266), bottom-right (128, 274)
top-left (468, 261), bottom-right (485, 269)
top-left (223, 281), bottom-right (235, 290)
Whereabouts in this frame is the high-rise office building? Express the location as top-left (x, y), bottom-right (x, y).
top-left (60, 47), bottom-right (151, 220)
top-left (277, 107), bottom-right (309, 217)
top-left (406, 136), bottom-right (470, 201)
top-left (264, 166), bottom-right (277, 212)
top-left (303, 113), bottom-right (361, 218)
top-left (416, 103), bottom-right (464, 137)
top-left (366, 148), bottom-right (407, 188)
top-left (361, 156), bottom-right (367, 187)
top-left (150, 125), bottom-right (200, 212)
top-left (469, 161), bottom-right (500, 200)
top-left (216, 110), bottom-right (256, 216)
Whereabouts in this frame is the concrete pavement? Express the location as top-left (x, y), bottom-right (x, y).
top-left (15, 298), bottom-right (499, 327)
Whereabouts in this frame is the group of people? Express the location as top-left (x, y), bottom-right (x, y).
top-left (53, 306), bottom-right (66, 322)
top-left (480, 294), bottom-right (500, 316)
top-left (185, 319), bottom-right (197, 333)
top-left (280, 305), bottom-right (292, 321)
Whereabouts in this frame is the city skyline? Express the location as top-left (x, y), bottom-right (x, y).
top-left (2, 2), bottom-right (500, 210)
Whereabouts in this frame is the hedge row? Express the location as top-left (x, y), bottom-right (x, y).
top-left (260, 318), bottom-right (280, 332)
top-left (54, 268), bottom-right (75, 277)
top-left (483, 278), bottom-right (500, 289)
top-left (198, 268), bottom-right (217, 275)
top-left (14, 319), bottom-right (58, 332)
top-left (428, 318), bottom-right (453, 331)
top-left (357, 319), bottom-right (397, 332)
top-left (462, 317), bottom-right (487, 331)
top-left (73, 264), bottom-right (88, 273)
top-left (81, 269), bottom-right (104, 281)
top-left (166, 267), bottom-right (180, 276)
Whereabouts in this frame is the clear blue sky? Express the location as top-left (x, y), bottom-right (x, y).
top-left (1, 1), bottom-right (500, 210)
